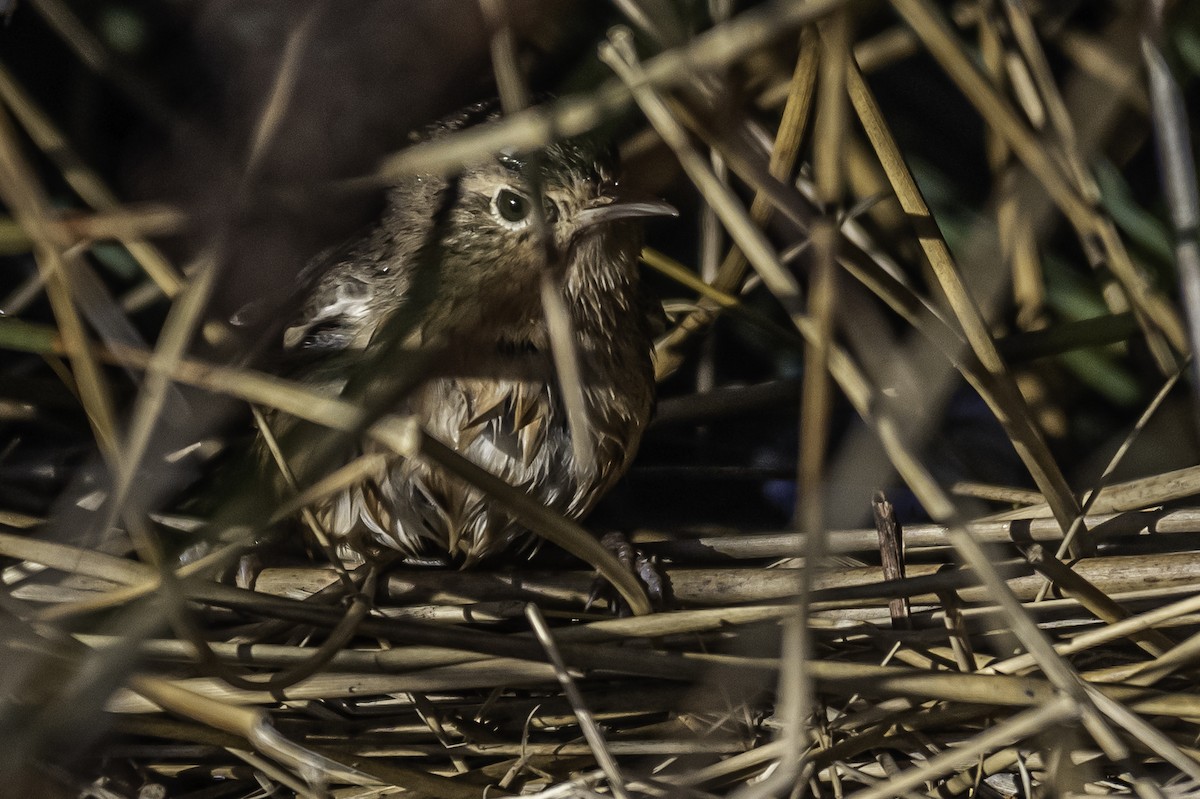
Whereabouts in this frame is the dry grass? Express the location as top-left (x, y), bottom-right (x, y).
top-left (2, 0), bottom-right (1200, 797)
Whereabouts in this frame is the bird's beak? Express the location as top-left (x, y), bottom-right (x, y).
top-left (574, 196), bottom-right (678, 231)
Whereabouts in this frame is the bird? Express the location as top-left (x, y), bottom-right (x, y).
top-left (268, 100), bottom-right (675, 567)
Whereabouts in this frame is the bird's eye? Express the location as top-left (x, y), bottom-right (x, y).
top-left (492, 188), bottom-right (531, 227)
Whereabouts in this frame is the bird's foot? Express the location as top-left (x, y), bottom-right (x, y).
top-left (586, 531), bottom-right (668, 616)
top-left (235, 552), bottom-right (262, 590)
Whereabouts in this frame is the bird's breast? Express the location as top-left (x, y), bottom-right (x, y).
top-left (320, 342), bottom-right (652, 563)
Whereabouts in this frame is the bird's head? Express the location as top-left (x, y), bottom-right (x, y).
top-left (411, 135), bottom-right (673, 337)
top-left (445, 140), bottom-right (672, 267)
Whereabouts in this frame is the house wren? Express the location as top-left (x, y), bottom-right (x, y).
top-left (273, 101), bottom-right (675, 565)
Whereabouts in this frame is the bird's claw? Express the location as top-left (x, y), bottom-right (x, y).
top-left (586, 531), bottom-right (667, 615)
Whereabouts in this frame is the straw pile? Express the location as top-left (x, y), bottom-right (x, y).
top-left (2, 1), bottom-right (1200, 797)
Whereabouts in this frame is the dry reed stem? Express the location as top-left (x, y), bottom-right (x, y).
top-left (0, 62), bottom-right (184, 297)
top-left (0, 106), bottom-right (122, 462)
top-left (526, 603), bottom-right (630, 799)
top-left (848, 693), bottom-right (1078, 799)
top-left (484, 0), bottom-right (597, 479)
top-left (631, 505), bottom-right (1200, 555)
top-left (890, 0), bottom-right (1186, 360)
top-left (994, 462), bottom-right (1200, 520)
top-left (1038, 364), bottom-right (1187, 572)
top-left (238, 551), bottom-right (1200, 610)
top-left (847, 56), bottom-right (1087, 554)
top-left (978, 10), bottom-right (1046, 331)
top-left (654, 25), bottom-right (817, 379)
top-left (375, 0), bottom-right (850, 180)
top-left (1143, 22), bottom-right (1200, 432)
top-left (100, 653), bottom-right (1200, 724)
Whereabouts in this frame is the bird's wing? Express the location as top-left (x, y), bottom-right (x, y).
top-left (282, 240), bottom-right (388, 353)
top-left (281, 169), bottom-right (456, 357)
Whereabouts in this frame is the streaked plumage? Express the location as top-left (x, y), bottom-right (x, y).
top-left (272, 101), bottom-right (671, 564)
